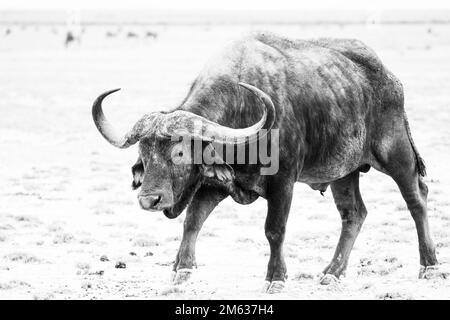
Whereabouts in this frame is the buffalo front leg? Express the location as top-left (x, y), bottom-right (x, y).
top-left (321, 171), bottom-right (367, 285)
top-left (172, 186), bottom-right (227, 284)
top-left (263, 176), bottom-right (294, 294)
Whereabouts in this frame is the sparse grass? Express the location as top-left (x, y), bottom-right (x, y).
top-left (440, 214), bottom-right (450, 221)
top-left (33, 292), bottom-right (55, 300)
top-left (306, 213), bottom-right (328, 220)
top-left (117, 221), bottom-right (138, 229)
top-left (236, 237), bottom-right (254, 244)
top-left (79, 237), bottom-right (95, 244)
top-left (0, 224), bottom-right (14, 230)
top-left (357, 256), bottom-right (403, 277)
top-left (297, 255), bottom-right (317, 263)
top-left (89, 185), bottom-right (111, 192)
top-left (292, 272), bottom-right (315, 280)
top-left (155, 261), bottom-right (173, 267)
top-left (394, 204), bottom-right (408, 212)
top-left (159, 286), bottom-right (185, 296)
top-left (200, 231), bottom-right (217, 238)
top-left (10, 215), bottom-right (41, 224)
top-left (165, 235), bottom-right (181, 241)
top-left (0, 280), bottom-right (31, 290)
top-left (76, 262), bottom-right (91, 275)
top-left (81, 282), bottom-right (93, 290)
top-left (319, 243), bottom-right (335, 250)
top-left (92, 207), bottom-right (115, 215)
top-left (51, 185), bottom-right (66, 192)
top-left (4, 252), bottom-right (41, 264)
top-left (376, 292), bottom-right (413, 300)
top-left (133, 238), bottom-right (159, 247)
top-left (436, 241), bottom-right (450, 248)
top-left (48, 223), bottom-right (64, 232)
top-left (53, 232), bottom-right (75, 244)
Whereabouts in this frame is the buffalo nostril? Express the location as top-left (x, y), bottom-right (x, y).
top-left (139, 194), bottom-right (162, 210)
top-left (152, 195), bottom-right (161, 207)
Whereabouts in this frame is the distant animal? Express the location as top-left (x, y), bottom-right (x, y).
top-left (64, 31), bottom-right (81, 48)
top-left (127, 31), bottom-right (139, 38)
top-left (65, 31), bottom-right (75, 47)
top-left (92, 32), bottom-right (439, 292)
top-left (5, 28), bottom-right (11, 36)
top-left (145, 31), bottom-right (158, 39)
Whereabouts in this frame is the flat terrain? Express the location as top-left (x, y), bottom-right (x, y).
top-left (0, 22), bottom-right (449, 299)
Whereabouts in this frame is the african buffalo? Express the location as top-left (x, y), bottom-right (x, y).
top-left (92, 32), bottom-right (439, 292)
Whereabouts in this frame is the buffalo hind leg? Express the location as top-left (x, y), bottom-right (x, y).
top-left (394, 175), bottom-right (438, 272)
top-left (263, 176), bottom-right (294, 294)
top-left (375, 129), bottom-right (438, 278)
top-left (321, 171), bottom-right (367, 285)
top-left (172, 186), bottom-right (227, 284)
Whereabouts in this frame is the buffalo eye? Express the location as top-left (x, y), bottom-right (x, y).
top-left (131, 159), bottom-right (144, 190)
top-left (170, 144), bottom-right (187, 164)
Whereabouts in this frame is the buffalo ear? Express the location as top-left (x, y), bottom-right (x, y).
top-left (202, 163), bottom-right (234, 182)
top-left (201, 144), bottom-right (234, 183)
top-left (131, 158), bottom-right (144, 190)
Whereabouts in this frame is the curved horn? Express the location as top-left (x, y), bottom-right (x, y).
top-left (158, 82), bottom-right (276, 144)
top-left (92, 88), bottom-right (142, 148)
top-left (237, 82), bottom-right (276, 141)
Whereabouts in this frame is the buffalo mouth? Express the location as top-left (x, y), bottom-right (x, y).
top-left (138, 199), bottom-right (180, 219)
top-left (161, 191), bottom-right (194, 219)
top-left (138, 188), bottom-right (195, 219)
top-left (163, 208), bottom-right (179, 219)
top-left (161, 179), bottom-right (202, 219)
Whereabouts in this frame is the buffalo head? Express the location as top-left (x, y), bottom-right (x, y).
top-left (92, 83), bottom-right (275, 219)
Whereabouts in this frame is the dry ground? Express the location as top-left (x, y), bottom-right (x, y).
top-left (0, 22), bottom-right (449, 299)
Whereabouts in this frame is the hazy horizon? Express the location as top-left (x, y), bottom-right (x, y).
top-left (2, 9), bottom-right (450, 25)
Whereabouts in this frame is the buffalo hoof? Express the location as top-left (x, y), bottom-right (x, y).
top-left (419, 266), bottom-right (448, 280)
top-left (262, 280), bottom-right (285, 294)
top-left (171, 268), bottom-right (193, 285)
top-left (319, 273), bottom-right (340, 285)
